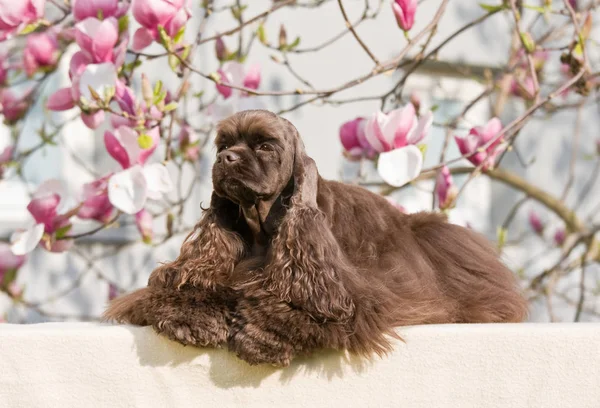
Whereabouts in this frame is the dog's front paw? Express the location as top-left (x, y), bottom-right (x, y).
top-left (227, 323), bottom-right (293, 367)
top-left (154, 318), bottom-right (227, 348)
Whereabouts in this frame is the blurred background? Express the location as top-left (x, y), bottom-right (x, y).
top-left (0, 0), bottom-right (599, 323)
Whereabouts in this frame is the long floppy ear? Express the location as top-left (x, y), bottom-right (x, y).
top-left (148, 193), bottom-right (247, 290)
top-left (262, 131), bottom-right (355, 322)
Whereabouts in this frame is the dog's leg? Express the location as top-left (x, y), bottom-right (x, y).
top-left (104, 286), bottom-right (234, 348)
top-left (226, 288), bottom-right (329, 367)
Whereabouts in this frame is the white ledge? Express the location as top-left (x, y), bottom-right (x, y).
top-left (1, 323), bottom-right (599, 408)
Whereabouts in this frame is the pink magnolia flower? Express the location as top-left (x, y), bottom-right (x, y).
top-left (359, 104), bottom-right (433, 187)
top-left (107, 163), bottom-right (173, 214)
top-left (75, 17), bottom-right (119, 63)
top-left (131, 0), bottom-right (190, 51)
top-left (47, 61), bottom-right (117, 129)
top-left (455, 117), bottom-right (505, 171)
top-left (72, 0), bottom-right (120, 21)
top-left (10, 180), bottom-right (74, 255)
top-left (0, 145), bottom-right (13, 178)
top-left (23, 31), bottom-right (59, 77)
top-left (135, 208), bottom-right (152, 243)
top-left (554, 228), bottom-right (566, 246)
top-left (0, 242), bottom-right (26, 281)
top-left (179, 123), bottom-right (200, 161)
top-left (104, 127), bottom-right (173, 214)
top-left (77, 175), bottom-right (115, 223)
top-left (0, 0), bottom-right (45, 41)
top-left (339, 117), bottom-right (375, 160)
top-left (436, 165), bottom-right (458, 210)
top-left (528, 210), bottom-right (544, 235)
top-left (510, 74), bottom-right (535, 99)
top-left (110, 81), bottom-right (164, 128)
top-left (0, 89), bottom-right (29, 123)
top-left (104, 126), bottom-right (159, 169)
top-left (216, 62), bottom-right (261, 99)
top-left (364, 104), bottom-right (432, 153)
top-left (392, 0), bottom-right (417, 31)
top-left (207, 62), bottom-right (265, 121)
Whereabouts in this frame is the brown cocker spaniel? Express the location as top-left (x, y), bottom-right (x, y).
top-left (104, 109), bottom-right (528, 366)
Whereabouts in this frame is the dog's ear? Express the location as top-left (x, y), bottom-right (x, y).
top-left (262, 126), bottom-right (356, 322)
top-left (289, 134), bottom-right (319, 208)
top-left (148, 193), bottom-right (247, 290)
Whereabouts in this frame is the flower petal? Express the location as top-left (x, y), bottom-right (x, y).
top-left (407, 110), bottom-right (433, 145)
top-left (0, 242), bottom-right (26, 273)
top-left (243, 64), bottom-right (261, 90)
top-left (47, 88), bottom-right (75, 111)
top-left (364, 112), bottom-right (387, 153)
top-left (108, 165), bottom-right (148, 214)
top-left (104, 129), bottom-right (131, 169)
top-left (132, 27), bottom-right (154, 51)
top-left (81, 110), bottom-right (105, 129)
top-left (384, 104), bottom-right (415, 149)
top-left (10, 223), bottom-right (45, 255)
top-left (377, 145), bottom-right (423, 187)
top-left (137, 126), bottom-right (159, 165)
top-left (142, 163), bottom-right (173, 200)
top-left (78, 62), bottom-right (117, 102)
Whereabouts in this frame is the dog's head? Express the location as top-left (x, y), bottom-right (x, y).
top-left (212, 109), bottom-right (318, 208)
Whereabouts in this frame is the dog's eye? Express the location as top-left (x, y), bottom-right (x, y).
top-left (217, 145), bottom-right (229, 152)
top-left (257, 143), bottom-right (271, 151)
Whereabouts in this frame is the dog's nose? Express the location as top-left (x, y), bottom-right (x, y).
top-left (217, 151), bottom-right (240, 164)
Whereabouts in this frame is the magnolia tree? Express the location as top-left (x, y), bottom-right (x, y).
top-left (0, 0), bottom-right (599, 322)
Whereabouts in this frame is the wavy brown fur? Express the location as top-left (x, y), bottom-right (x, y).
top-left (104, 109), bottom-right (528, 366)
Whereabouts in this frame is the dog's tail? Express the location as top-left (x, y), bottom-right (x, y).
top-left (102, 287), bottom-right (155, 325)
top-left (410, 212), bottom-right (529, 323)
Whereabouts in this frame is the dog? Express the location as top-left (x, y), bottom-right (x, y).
top-left (104, 109), bottom-right (528, 366)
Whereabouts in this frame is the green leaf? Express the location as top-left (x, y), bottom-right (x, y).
top-left (138, 133), bottom-right (154, 149)
top-left (180, 45), bottom-right (191, 61)
top-left (257, 24), bottom-right (267, 44)
top-left (287, 36), bottom-right (301, 51)
top-left (478, 3), bottom-right (506, 12)
top-left (430, 104), bottom-right (439, 112)
top-left (103, 86), bottom-right (116, 104)
top-left (19, 21), bottom-right (41, 35)
top-left (55, 224), bottom-right (72, 239)
top-left (163, 102), bottom-right (178, 112)
top-left (2, 268), bottom-right (18, 288)
top-left (520, 32), bottom-right (536, 53)
top-left (522, 4), bottom-right (546, 13)
top-left (193, 91), bottom-right (205, 98)
top-left (173, 26), bottom-right (185, 44)
top-left (153, 90), bottom-right (167, 106)
top-left (118, 15), bottom-right (129, 34)
top-left (153, 80), bottom-right (163, 97)
top-left (157, 25), bottom-right (171, 50)
top-left (168, 54), bottom-right (179, 70)
top-left (497, 226), bottom-right (507, 250)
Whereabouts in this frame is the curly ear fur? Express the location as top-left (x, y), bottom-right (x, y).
top-left (262, 131), bottom-right (355, 322)
top-left (148, 193), bottom-right (247, 290)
